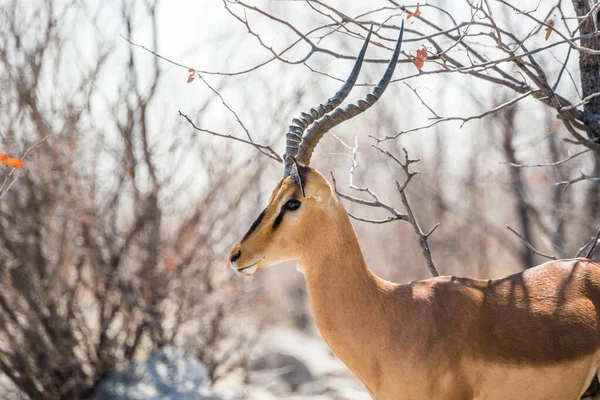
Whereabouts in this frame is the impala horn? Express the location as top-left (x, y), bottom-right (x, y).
top-left (283, 20), bottom-right (405, 176)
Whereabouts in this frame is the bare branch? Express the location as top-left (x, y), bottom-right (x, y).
top-left (502, 149), bottom-right (591, 168)
top-left (560, 92), bottom-right (600, 112)
top-left (555, 171), bottom-right (600, 192)
top-left (194, 74), bottom-right (255, 142)
top-left (384, 147), bottom-right (440, 277)
top-left (375, 91), bottom-right (533, 142)
top-left (121, 34), bottom-right (284, 77)
top-left (348, 213), bottom-right (405, 224)
top-left (576, 227), bottom-right (600, 258)
top-left (585, 228), bottom-right (600, 259)
top-left (336, 189), bottom-right (408, 222)
top-left (334, 140), bottom-right (439, 276)
top-left (506, 225), bottom-right (557, 261)
top-left (331, 135), bottom-right (409, 222)
top-left (497, 0), bottom-right (600, 55)
top-left (178, 111), bottom-right (282, 163)
top-left (403, 82), bottom-right (441, 119)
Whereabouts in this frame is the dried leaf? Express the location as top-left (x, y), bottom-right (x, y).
top-left (414, 47), bottom-right (428, 70)
top-left (0, 154), bottom-right (23, 168)
top-left (165, 257), bottom-right (179, 270)
top-left (545, 19), bottom-right (555, 41)
top-left (187, 68), bottom-right (196, 83)
top-left (407, 3), bottom-right (421, 19)
top-left (140, 280), bottom-right (151, 300)
top-left (550, 120), bottom-right (562, 132)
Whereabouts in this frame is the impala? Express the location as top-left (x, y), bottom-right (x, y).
top-left (229, 22), bottom-right (600, 400)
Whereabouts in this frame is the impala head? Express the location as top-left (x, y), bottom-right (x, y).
top-left (229, 161), bottom-right (336, 275)
top-left (229, 22), bottom-right (405, 276)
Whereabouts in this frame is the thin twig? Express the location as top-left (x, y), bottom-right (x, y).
top-left (375, 91), bottom-right (533, 142)
top-left (560, 92), bottom-right (600, 112)
top-left (194, 74), bottom-right (255, 142)
top-left (585, 228), bottom-right (600, 259)
top-left (502, 149), bottom-right (591, 168)
top-left (348, 213), bottom-right (405, 224)
top-left (555, 171), bottom-right (600, 192)
top-left (506, 225), bottom-right (557, 260)
top-left (178, 111), bottom-right (282, 163)
top-left (336, 190), bottom-right (408, 221)
top-left (121, 34), bottom-right (282, 77)
top-left (403, 82), bottom-right (441, 119)
top-left (576, 227), bottom-right (600, 258)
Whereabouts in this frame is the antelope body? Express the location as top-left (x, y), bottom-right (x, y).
top-left (228, 22), bottom-right (600, 399)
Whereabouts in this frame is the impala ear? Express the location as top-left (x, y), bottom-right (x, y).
top-left (289, 158), bottom-right (306, 197)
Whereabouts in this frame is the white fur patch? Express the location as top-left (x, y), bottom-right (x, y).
top-left (240, 264), bottom-right (258, 276)
top-left (296, 261), bottom-right (306, 275)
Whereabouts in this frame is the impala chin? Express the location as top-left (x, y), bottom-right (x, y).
top-left (230, 258), bottom-right (264, 276)
top-left (237, 263), bottom-right (259, 276)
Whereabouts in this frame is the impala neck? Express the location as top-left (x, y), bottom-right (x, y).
top-left (300, 203), bottom-right (396, 388)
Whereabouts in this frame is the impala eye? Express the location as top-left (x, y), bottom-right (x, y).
top-left (283, 199), bottom-right (301, 211)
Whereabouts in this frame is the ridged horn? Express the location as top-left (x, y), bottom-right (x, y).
top-left (283, 26), bottom-right (374, 177)
top-left (296, 20), bottom-right (404, 167)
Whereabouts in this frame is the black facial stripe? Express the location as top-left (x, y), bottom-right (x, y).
top-left (272, 209), bottom-right (285, 230)
top-left (242, 209), bottom-right (265, 241)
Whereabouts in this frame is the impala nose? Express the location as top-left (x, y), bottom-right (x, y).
top-left (230, 250), bottom-right (241, 263)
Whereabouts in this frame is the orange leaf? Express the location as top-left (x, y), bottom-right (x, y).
top-left (125, 166), bottom-right (135, 177)
top-left (407, 3), bottom-right (421, 19)
top-left (187, 68), bottom-right (196, 83)
top-left (550, 120), bottom-right (562, 132)
top-left (164, 257), bottom-right (179, 270)
top-left (1, 157), bottom-right (23, 169)
top-left (545, 19), bottom-right (555, 41)
top-left (414, 47), bottom-right (428, 70)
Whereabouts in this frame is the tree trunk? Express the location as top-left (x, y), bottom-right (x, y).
top-left (573, 0), bottom-right (600, 222)
top-left (573, 0), bottom-right (600, 122)
top-left (502, 106), bottom-right (535, 268)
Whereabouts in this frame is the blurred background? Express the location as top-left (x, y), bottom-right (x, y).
top-left (0, 0), bottom-right (598, 399)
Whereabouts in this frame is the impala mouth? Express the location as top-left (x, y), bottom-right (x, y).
top-left (237, 263), bottom-right (259, 276)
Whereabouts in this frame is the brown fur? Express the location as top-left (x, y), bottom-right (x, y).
top-left (230, 167), bottom-right (600, 399)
